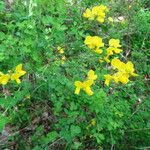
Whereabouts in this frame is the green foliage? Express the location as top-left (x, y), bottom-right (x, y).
top-left (0, 0), bottom-right (149, 149)
top-left (0, 115), bottom-right (9, 132)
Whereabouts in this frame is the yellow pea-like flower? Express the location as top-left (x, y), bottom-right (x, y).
top-left (111, 58), bottom-right (125, 70)
top-left (104, 74), bottom-right (113, 86)
top-left (83, 8), bottom-right (94, 19)
top-left (74, 81), bottom-right (83, 95)
top-left (87, 70), bottom-right (97, 81)
top-left (104, 58), bottom-right (138, 86)
top-left (0, 72), bottom-right (10, 85)
top-left (82, 80), bottom-right (94, 96)
top-left (94, 49), bottom-right (103, 54)
top-left (74, 70), bottom-right (97, 96)
top-left (84, 36), bottom-right (104, 53)
top-left (11, 64), bottom-right (26, 84)
top-left (15, 64), bottom-right (26, 76)
top-left (125, 61), bottom-right (138, 77)
top-left (74, 80), bottom-right (94, 96)
top-left (109, 39), bottom-right (121, 48)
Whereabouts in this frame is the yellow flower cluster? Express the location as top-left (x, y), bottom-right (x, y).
top-left (84, 36), bottom-right (104, 54)
top-left (74, 70), bottom-right (97, 96)
top-left (83, 5), bottom-right (109, 23)
top-left (103, 39), bottom-right (122, 63)
top-left (84, 36), bottom-right (122, 62)
top-left (0, 64), bottom-right (26, 85)
top-left (104, 58), bottom-right (138, 86)
top-left (73, 4), bottom-right (138, 94)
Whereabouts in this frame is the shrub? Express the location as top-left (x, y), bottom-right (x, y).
top-left (0, 0), bottom-right (149, 149)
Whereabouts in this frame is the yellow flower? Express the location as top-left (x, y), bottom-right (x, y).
top-left (84, 36), bottom-right (92, 48)
top-left (61, 56), bottom-right (66, 64)
top-left (83, 5), bottom-right (108, 23)
top-left (15, 64), bottom-right (26, 76)
top-left (117, 74), bottom-right (129, 84)
top-left (84, 36), bottom-right (104, 53)
top-left (74, 70), bottom-right (97, 96)
top-left (92, 6), bottom-right (102, 16)
top-left (106, 47), bottom-right (122, 56)
top-left (112, 72), bottom-right (129, 84)
top-left (113, 48), bottom-right (122, 54)
top-left (92, 5), bottom-right (108, 14)
top-left (111, 58), bottom-right (138, 77)
top-left (108, 17), bottom-right (114, 22)
top-left (74, 80), bottom-right (94, 96)
top-left (87, 70), bottom-right (97, 81)
top-left (95, 8), bottom-right (106, 23)
top-left (106, 47), bottom-right (114, 56)
top-left (96, 16), bottom-right (105, 23)
top-left (83, 8), bottom-right (94, 19)
top-left (102, 39), bottom-right (122, 64)
top-left (57, 46), bottom-right (64, 54)
top-left (92, 36), bottom-right (104, 48)
top-left (74, 81), bottom-right (83, 95)
top-left (111, 58), bottom-right (125, 70)
top-left (11, 64), bottom-right (26, 84)
top-left (11, 74), bottom-right (21, 84)
top-left (0, 72), bottom-right (10, 85)
top-left (104, 72), bottom-right (130, 85)
top-left (83, 80), bottom-right (94, 96)
top-left (109, 39), bottom-right (121, 48)
top-left (125, 61), bottom-right (138, 77)
top-left (98, 5), bottom-right (109, 12)
top-left (104, 74), bottom-right (113, 86)
top-left (104, 58), bottom-right (138, 85)
top-left (94, 49), bottom-right (103, 54)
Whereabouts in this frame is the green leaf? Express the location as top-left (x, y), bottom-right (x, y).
top-left (0, 97), bottom-right (18, 109)
top-left (41, 131), bottom-right (58, 145)
top-left (0, 52), bottom-right (5, 61)
top-left (70, 125), bottom-right (81, 137)
top-left (94, 133), bottom-right (105, 144)
top-left (42, 16), bottom-right (55, 25)
top-left (71, 142), bottom-right (82, 150)
top-left (0, 31), bottom-right (5, 40)
top-left (0, 115), bottom-right (9, 132)
top-left (0, 1), bottom-right (5, 11)
top-left (90, 89), bottom-right (106, 113)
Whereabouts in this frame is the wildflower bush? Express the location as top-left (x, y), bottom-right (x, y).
top-left (0, 0), bottom-right (150, 149)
